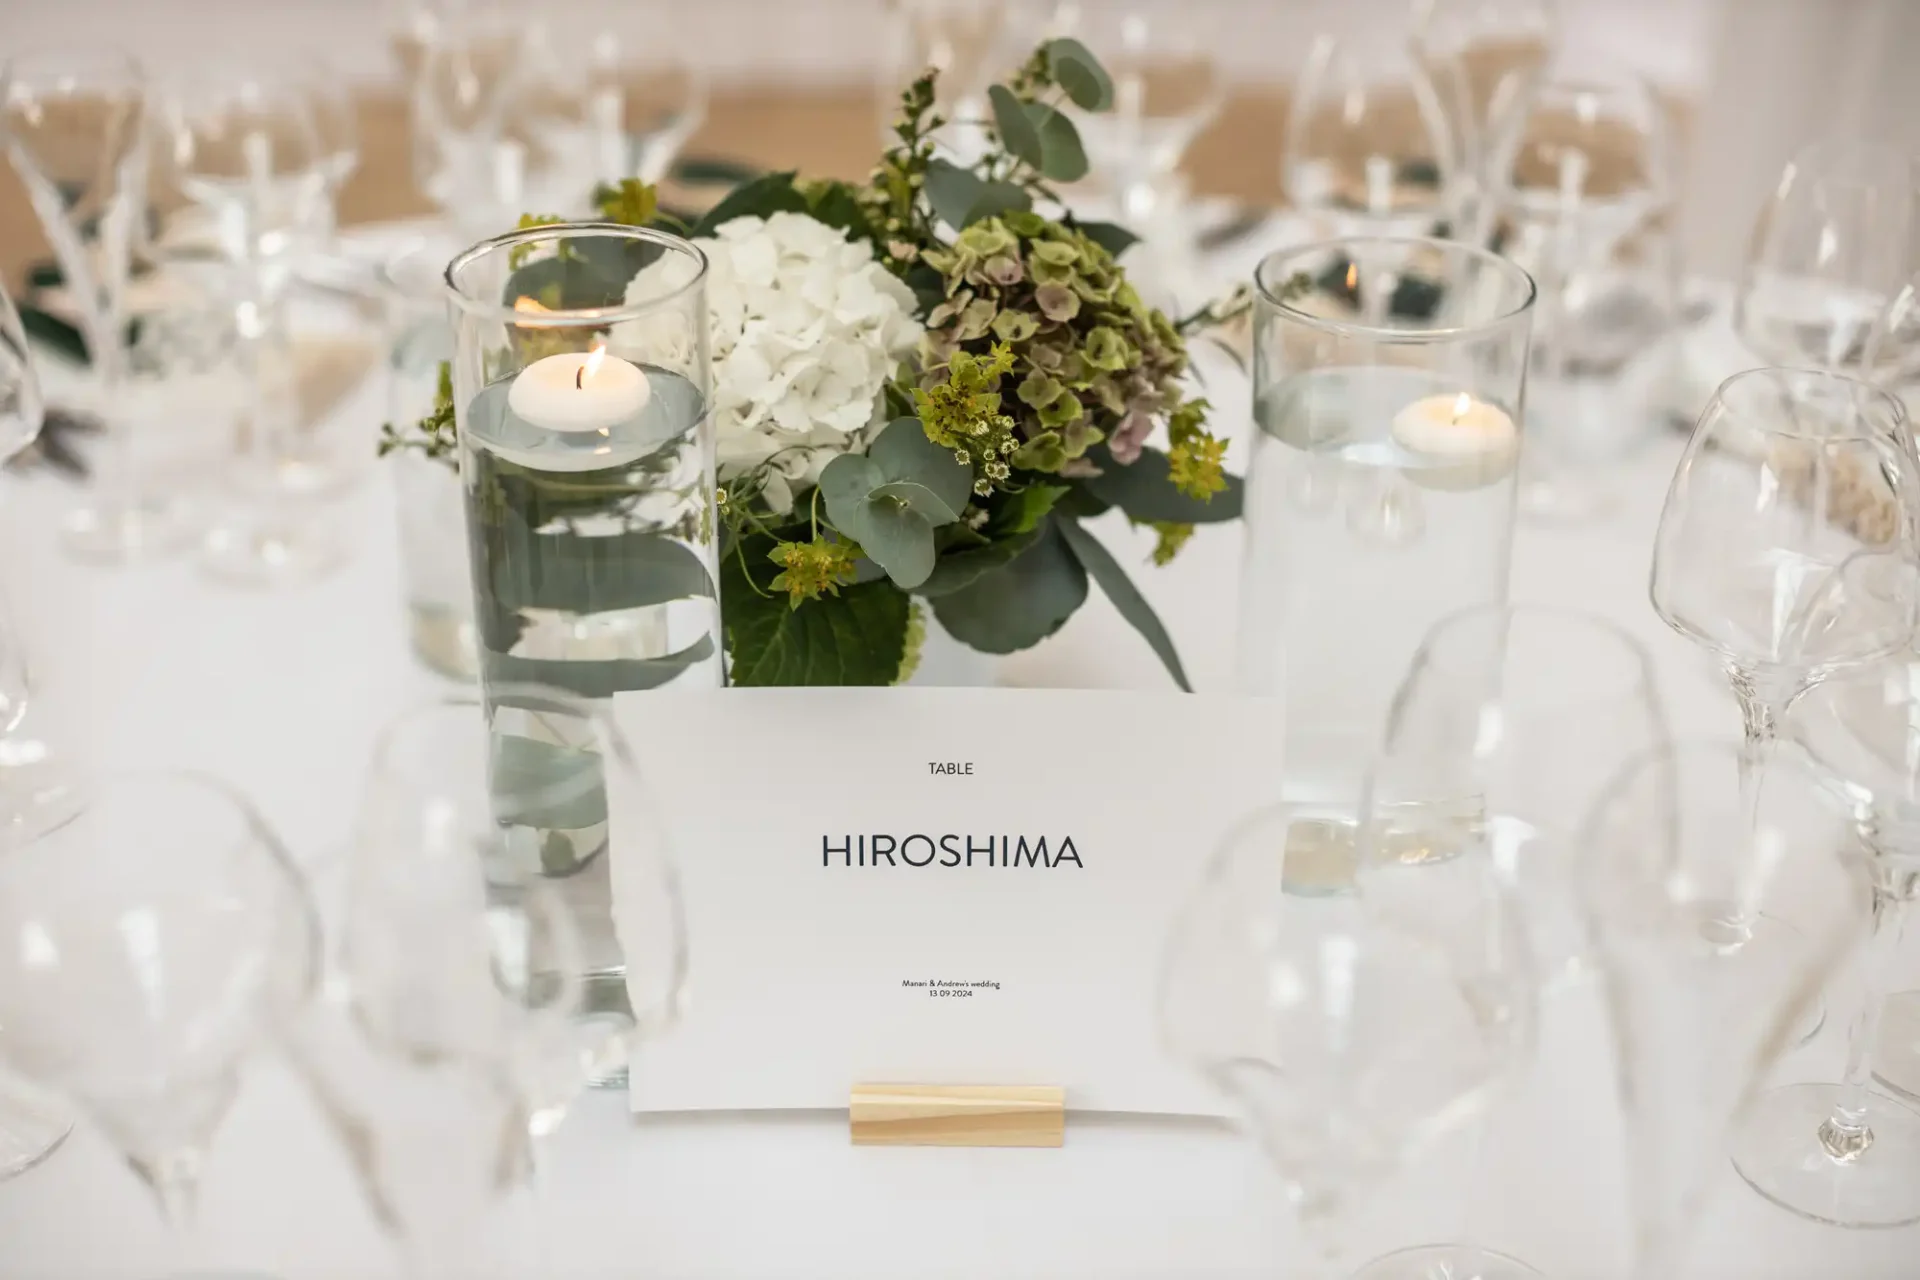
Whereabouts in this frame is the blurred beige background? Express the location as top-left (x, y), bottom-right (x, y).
top-left (1, 0), bottom-right (1916, 283)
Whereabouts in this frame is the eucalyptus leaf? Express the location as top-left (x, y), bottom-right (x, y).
top-left (964, 181), bottom-right (1033, 227)
top-left (819, 453), bottom-right (885, 539)
top-left (858, 499), bottom-right (938, 588)
top-left (491, 735), bottom-right (608, 831)
top-left (931, 520), bottom-right (1088, 653)
top-left (1045, 37), bottom-right (1116, 111)
top-left (1055, 516), bottom-right (1192, 692)
top-left (1031, 105), bottom-right (1090, 183)
top-left (1075, 221), bottom-right (1140, 258)
top-left (915, 526), bottom-right (1042, 597)
top-left (1081, 444), bottom-right (1244, 523)
top-left (672, 156), bottom-right (766, 186)
top-left (871, 481), bottom-right (961, 526)
top-left (989, 84), bottom-right (1045, 169)
top-left (691, 171), bottom-right (808, 236)
top-left (725, 568), bottom-right (912, 687)
top-left (925, 160), bottom-right (988, 231)
top-left (867, 416), bottom-right (974, 516)
top-left (483, 634), bottom-right (717, 700)
top-left (485, 524), bottom-right (714, 613)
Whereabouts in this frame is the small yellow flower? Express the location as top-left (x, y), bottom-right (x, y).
top-left (767, 537), bottom-right (860, 609)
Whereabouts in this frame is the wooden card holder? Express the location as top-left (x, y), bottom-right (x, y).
top-left (848, 1084), bottom-right (1066, 1148)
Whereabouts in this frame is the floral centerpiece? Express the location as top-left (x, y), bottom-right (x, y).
top-left (385, 38), bottom-right (1241, 688)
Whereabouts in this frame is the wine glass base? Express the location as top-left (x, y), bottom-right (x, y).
top-left (59, 497), bottom-right (193, 566)
top-left (1729, 1082), bottom-right (1920, 1228)
top-left (1872, 990), bottom-right (1920, 1102)
top-left (200, 522), bottom-right (346, 588)
top-left (1348, 1243), bottom-right (1544, 1279)
top-left (0, 1077), bottom-right (73, 1182)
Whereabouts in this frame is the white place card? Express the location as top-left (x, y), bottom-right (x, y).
top-left (611, 688), bottom-right (1282, 1115)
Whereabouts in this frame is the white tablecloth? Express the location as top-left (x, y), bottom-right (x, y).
top-left (2, 246), bottom-right (1919, 1279)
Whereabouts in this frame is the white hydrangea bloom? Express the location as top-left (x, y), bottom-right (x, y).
top-left (614, 211), bottom-right (922, 514)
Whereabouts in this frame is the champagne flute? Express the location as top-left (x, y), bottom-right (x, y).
top-left (1, 47), bottom-right (189, 562)
top-left (1160, 800), bottom-right (1535, 1278)
top-left (1579, 742), bottom-right (1871, 1279)
top-left (1650, 369), bottom-right (1920, 870)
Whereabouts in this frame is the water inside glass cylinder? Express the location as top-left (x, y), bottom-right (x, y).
top-left (1240, 365), bottom-right (1520, 800)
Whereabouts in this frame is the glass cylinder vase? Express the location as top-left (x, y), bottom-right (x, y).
top-left (1239, 236), bottom-right (1536, 801)
top-left (444, 220), bottom-right (721, 709)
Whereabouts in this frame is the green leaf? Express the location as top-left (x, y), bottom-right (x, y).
top-left (931, 520), bottom-right (1088, 653)
top-left (994, 483), bottom-right (1071, 536)
top-left (1075, 220), bottom-right (1140, 258)
top-left (871, 481), bottom-right (961, 527)
top-left (491, 735), bottom-right (607, 831)
top-left (1046, 38), bottom-right (1116, 111)
top-left (1031, 105), bottom-right (1090, 183)
top-left (1081, 444), bottom-right (1244, 523)
top-left (482, 634), bottom-right (717, 700)
top-left (725, 567), bottom-right (913, 687)
top-left (484, 524), bottom-right (715, 613)
top-left (858, 499), bottom-right (938, 588)
top-left (692, 171), bottom-right (809, 236)
top-left (819, 453), bottom-right (885, 538)
top-left (1055, 516), bottom-right (1192, 692)
top-left (671, 156), bottom-right (766, 187)
top-left (915, 527), bottom-right (1042, 597)
top-left (989, 85), bottom-right (1045, 168)
top-left (806, 180), bottom-right (872, 238)
top-left (925, 160), bottom-right (988, 231)
top-left (867, 417), bottom-right (974, 516)
top-left (964, 181), bottom-right (1032, 227)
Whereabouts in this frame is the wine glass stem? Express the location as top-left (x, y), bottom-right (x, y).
top-left (1820, 867), bottom-right (1915, 1156)
top-left (1731, 677), bottom-right (1792, 894)
top-left (135, 1152), bottom-right (211, 1271)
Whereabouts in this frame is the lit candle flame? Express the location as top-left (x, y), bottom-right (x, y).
top-left (1450, 392), bottom-right (1473, 426)
top-left (578, 341), bottom-right (607, 391)
top-left (1345, 262), bottom-right (1358, 293)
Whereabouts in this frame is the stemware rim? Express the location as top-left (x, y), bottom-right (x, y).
top-left (1253, 235), bottom-right (1537, 341)
top-left (443, 221), bottom-right (709, 327)
top-left (1704, 365), bottom-right (1910, 440)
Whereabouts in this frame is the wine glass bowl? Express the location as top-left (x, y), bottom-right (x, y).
top-left (1284, 34), bottom-right (1455, 238)
top-left (1736, 140), bottom-right (1920, 375)
top-left (1651, 368), bottom-right (1920, 685)
top-left (0, 771), bottom-right (315, 1244)
top-left (1410, 0), bottom-right (1558, 204)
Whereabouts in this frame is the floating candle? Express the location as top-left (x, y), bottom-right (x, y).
top-left (1390, 391), bottom-right (1517, 459)
top-left (507, 344), bottom-right (651, 434)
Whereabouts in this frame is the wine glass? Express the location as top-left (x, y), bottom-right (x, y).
top-left (1, 47), bottom-right (189, 562)
top-left (1366, 603), bottom-right (1671, 989)
top-left (1055, 1), bottom-right (1226, 241)
top-left (412, 1), bottom-right (538, 242)
top-left (296, 56), bottom-right (361, 244)
top-left (156, 68), bottom-right (346, 586)
top-left (0, 276), bottom-right (73, 1183)
top-left (522, 2), bottom-right (708, 205)
top-left (296, 818), bottom-right (585, 1278)
top-left (1736, 140), bottom-right (1920, 376)
top-left (1160, 800), bottom-right (1535, 1278)
top-left (1284, 33), bottom-right (1456, 239)
top-left (1579, 741), bottom-right (1871, 1279)
top-left (1409, 0), bottom-right (1558, 242)
top-left (1720, 656), bottom-right (1920, 1227)
top-left (357, 685), bottom-right (685, 1120)
top-left (1651, 368), bottom-right (1920, 875)
top-left (875, 0), bottom-right (1021, 158)
top-left (0, 771), bottom-right (318, 1272)
top-left (1488, 64), bottom-right (1674, 521)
